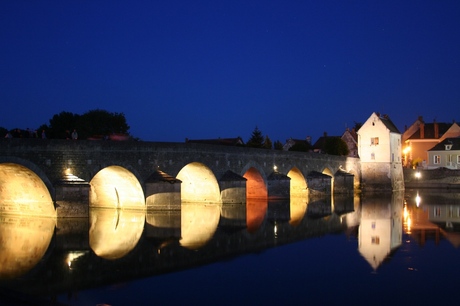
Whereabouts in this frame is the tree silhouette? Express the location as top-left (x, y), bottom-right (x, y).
top-left (47, 111), bottom-right (80, 139)
top-left (274, 140), bottom-right (283, 150)
top-left (324, 137), bottom-right (349, 156)
top-left (246, 126), bottom-right (264, 148)
top-left (263, 135), bottom-right (273, 149)
top-left (41, 109), bottom-right (130, 139)
top-left (289, 141), bottom-right (312, 152)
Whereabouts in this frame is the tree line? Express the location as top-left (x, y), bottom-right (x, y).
top-left (1, 109), bottom-right (132, 140)
top-left (1, 110), bottom-right (350, 156)
top-left (245, 126), bottom-right (349, 156)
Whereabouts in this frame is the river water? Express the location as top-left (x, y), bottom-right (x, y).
top-left (1, 189), bottom-right (459, 305)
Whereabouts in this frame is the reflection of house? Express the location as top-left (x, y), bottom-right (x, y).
top-left (185, 137), bottom-right (245, 146)
top-left (402, 116), bottom-right (460, 168)
top-left (428, 203), bottom-right (460, 232)
top-left (358, 193), bottom-right (403, 270)
top-left (342, 128), bottom-right (358, 157)
top-left (427, 137), bottom-right (460, 169)
top-left (357, 112), bottom-right (404, 191)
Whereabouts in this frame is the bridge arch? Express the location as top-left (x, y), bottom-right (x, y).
top-left (287, 167), bottom-right (308, 197)
top-left (0, 157), bottom-right (55, 200)
top-left (241, 162), bottom-right (267, 200)
top-left (0, 163), bottom-right (56, 217)
top-left (176, 162), bottom-right (221, 203)
top-left (89, 165), bottom-right (145, 209)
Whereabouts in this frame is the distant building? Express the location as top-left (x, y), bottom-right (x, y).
top-left (358, 112), bottom-right (404, 192)
top-left (402, 116), bottom-right (460, 168)
top-left (282, 136), bottom-right (312, 151)
top-left (427, 137), bottom-right (460, 169)
top-left (312, 132), bottom-right (341, 154)
top-left (185, 137), bottom-right (245, 146)
top-left (341, 128), bottom-right (358, 157)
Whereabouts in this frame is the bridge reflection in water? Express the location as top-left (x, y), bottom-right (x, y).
top-left (1, 191), bottom-right (459, 304)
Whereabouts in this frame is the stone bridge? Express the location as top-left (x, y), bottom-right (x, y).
top-left (0, 139), bottom-right (360, 217)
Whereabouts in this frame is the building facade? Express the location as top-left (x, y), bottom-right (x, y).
top-left (427, 137), bottom-right (460, 169)
top-left (358, 112), bottom-right (404, 192)
top-left (402, 116), bottom-right (460, 168)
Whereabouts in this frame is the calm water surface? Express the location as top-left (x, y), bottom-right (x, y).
top-left (1, 190), bottom-right (459, 306)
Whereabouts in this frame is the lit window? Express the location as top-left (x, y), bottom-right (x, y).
top-left (371, 137), bottom-right (379, 145)
top-left (371, 236), bottom-right (380, 245)
top-left (434, 155), bottom-right (440, 164)
top-left (457, 155), bottom-right (460, 164)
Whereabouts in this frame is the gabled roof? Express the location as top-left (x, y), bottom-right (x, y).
top-left (342, 128), bottom-right (358, 143)
top-left (145, 170), bottom-right (181, 183)
top-left (220, 170), bottom-right (247, 181)
top-left (428, 137), bottom-right (460, 151)
top-left (379, 114), bottom-right (400, 134)
top-left (408, 122), bottom-right (452, 140)
top-left (185, 137), bottom-right (244, 146)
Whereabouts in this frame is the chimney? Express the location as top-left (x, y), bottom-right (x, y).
top-left (434, 120), bottom-right (439, 138)
top-left (420, 122), bottom-right (425, 139)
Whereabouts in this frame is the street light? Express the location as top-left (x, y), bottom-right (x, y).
top-left (403, 146), bottom-right (411, 168)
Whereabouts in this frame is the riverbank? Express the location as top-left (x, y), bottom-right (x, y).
top-left (404, 168), bottom-right (460, 189)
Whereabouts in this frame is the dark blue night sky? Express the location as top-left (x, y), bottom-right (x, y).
top-left (1, 1), bottom-right (459, 143)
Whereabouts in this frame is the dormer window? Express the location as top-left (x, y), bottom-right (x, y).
top-left (445, 144), bottom-right (452, 150)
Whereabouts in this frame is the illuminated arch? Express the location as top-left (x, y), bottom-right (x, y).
top-left (243, 167), bottom-right (267, 200)
top-left (176, 162), bottom-right (221, 203)
top-left (89, 165), bottom-right (145, 209)
top-left (287, 167), bottom-right (307, 197)
top-left (0, 163), bottom-right (55, 217)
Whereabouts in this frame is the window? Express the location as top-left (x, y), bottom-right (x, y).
top-left (434, 206), bottom-right (441, 217)
top-left (457, 155), bottom-right (460, 164)
top-left (371, 137), bottom-right (379, 145)
top-left (371, 153), bottom-right (375, 160)
top-left (371, 236), bottom-right (380, 245)
top-left (434, 155), bottom-right (440, 164)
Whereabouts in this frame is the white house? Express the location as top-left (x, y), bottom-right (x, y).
top-left (357, 112), bottom-right (404, 191)
top-left (426, 137), bottom-right (460, 169)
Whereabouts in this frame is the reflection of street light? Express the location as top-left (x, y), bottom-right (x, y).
top-left (415, 172), bottom-right (421, 179)
top-left (415, 192), bottom-right (421, 207)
